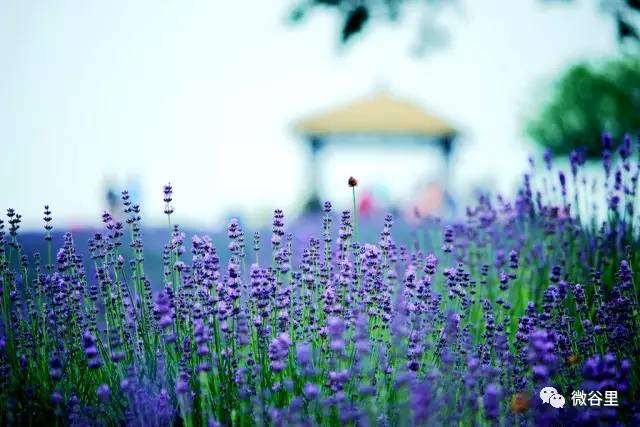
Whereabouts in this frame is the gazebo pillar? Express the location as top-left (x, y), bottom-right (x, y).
top-left (305, 135), bottom-right (324, 211)
top-left (440, 134), bottom-right (455, 211)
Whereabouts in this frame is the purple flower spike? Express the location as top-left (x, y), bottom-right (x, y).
top-left (268, 333), bottom-right (291, 373)
top-left (483, 383), bottom-right (501, 419)
top-left (97, 384), bottom-right (110, 403)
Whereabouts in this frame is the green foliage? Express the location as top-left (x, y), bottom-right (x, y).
top-left (289, 0), bottom-right (640, 45)
top-left (527, 57), bottom-right (640, 157)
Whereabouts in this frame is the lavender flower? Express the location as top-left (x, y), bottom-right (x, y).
top-left (83, 330), bottom-right (102, 369)
top-left (268, 333), bottom-right (291, 373)
top-left (97, 384), bottom-right (110, 402)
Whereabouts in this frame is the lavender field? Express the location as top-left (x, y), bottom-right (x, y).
top-left (1, 135), bottom-right (639, 426)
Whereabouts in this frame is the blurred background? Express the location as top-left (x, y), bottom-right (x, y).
top-left (0, 0), bottom-right (638, 230)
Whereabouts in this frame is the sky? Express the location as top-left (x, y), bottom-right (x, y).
top-left (0, 0), bottom-right (619, 229)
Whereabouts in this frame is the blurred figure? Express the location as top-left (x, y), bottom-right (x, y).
top-left (104, 177), bottom-right (120, 219)
top-left (404, 180), bottom-right (446, 223)
top-left (106, 188), bottom-right (118, 212)
top-left (358, 189), bottom-right (375, 217)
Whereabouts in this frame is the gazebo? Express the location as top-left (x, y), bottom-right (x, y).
top-left (293, 91), bottom-right (458, 210)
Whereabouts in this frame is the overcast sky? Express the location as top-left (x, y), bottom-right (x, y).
top-left (0, 0), bottom-right (618, 229)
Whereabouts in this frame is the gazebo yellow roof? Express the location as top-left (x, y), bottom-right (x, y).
top-left (294, 92), bottom-right (456, 136)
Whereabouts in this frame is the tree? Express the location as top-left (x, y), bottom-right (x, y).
top-left (289, 0), bottom-right (640, 46)
top-left (526, 57), bottom-right (640, 157)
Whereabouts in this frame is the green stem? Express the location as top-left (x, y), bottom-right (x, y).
top-left (352, 187), bottom-right (359, 242)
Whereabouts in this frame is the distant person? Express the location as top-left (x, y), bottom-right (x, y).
top-left (405, 181), bottom-right (446, 223)
top-left (106, 186), bottom-right (119, 216)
